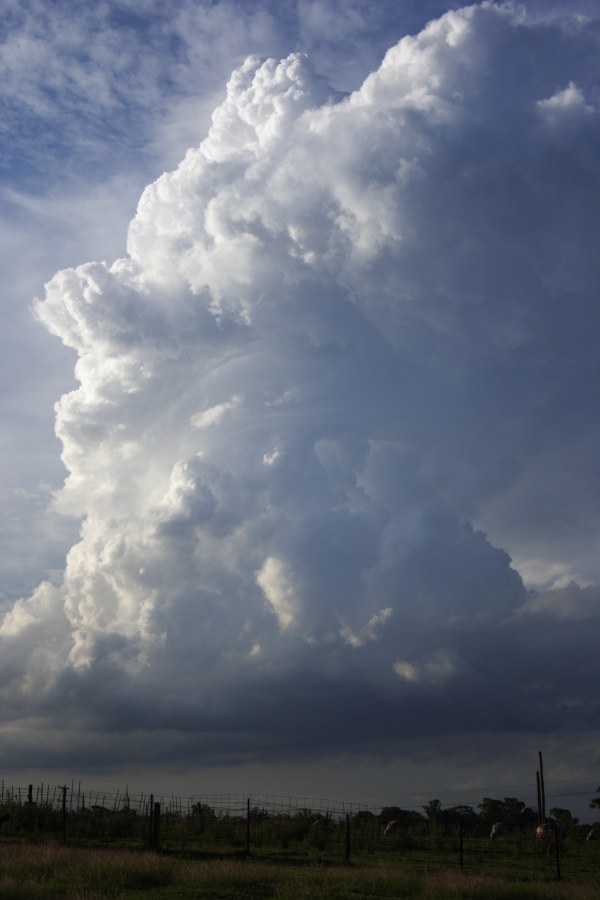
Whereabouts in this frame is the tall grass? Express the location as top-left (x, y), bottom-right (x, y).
top-left (0, 843), bottom-right (174, 898)
top-left (1, 842), bottom-right (600, 899)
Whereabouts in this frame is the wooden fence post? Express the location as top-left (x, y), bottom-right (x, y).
top-left (459, 816), bottom-right (464, 872)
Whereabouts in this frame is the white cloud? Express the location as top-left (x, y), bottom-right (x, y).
top-left (256, 556), bottom-right (302, 632)
top-left (191, 396), bottom-right (243, 429)
top-left (340, 607), bottom-right (392, 647)
top-left (393, 660), bottom-right (420, 682)
top-left (393, 649), bottom-right (457, 684)
top-left (2, 2), bottom-right (600, 775)
top-left (536, 81), bottom-right (594, 116)
top-left (511, 558), bottom-right (589, 591)
top-left (520, 582), bottom-right (600, 621)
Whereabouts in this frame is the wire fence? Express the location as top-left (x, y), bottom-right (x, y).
top-left (1, 780), bottom-right (600, 883)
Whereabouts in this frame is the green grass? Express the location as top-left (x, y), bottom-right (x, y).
top-left (1, 842), bottom-right (600, 899)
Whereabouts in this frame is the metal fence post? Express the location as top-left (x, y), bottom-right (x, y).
top-left (153, 802), bottom-right (161, 851)
top-left (344, 814), bottom-right (351, 865)
top-left (246, 798), bottom-right (251, 856)
top-left (61, 785), bottom-right (68, 844)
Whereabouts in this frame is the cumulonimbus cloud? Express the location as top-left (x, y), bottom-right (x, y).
top-left (2, 2), bottom-right (600, 769)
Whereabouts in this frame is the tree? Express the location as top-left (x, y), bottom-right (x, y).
top-left (379, 806), bottom-right (426, 835)
top-left (478, 797), bottom-right (506, 826)
top-left (422, 799), bottom-right (443, 822)
top-left (550, 807), bottom-right (578, 834)
top-left (590, 788), bottom-right (600, 810)
top-left (443, 805), bottom-right (480, 834)
top-left (353, 810), bottom-right (376, 824)
top-left (502, 797), bottom-right (536, 829)
top-left (478, 797), bottom-right (536, 832)
top-left (422, 799), bottom-right (445, 837)
top-left (379, 806), bottom-right (405, 823)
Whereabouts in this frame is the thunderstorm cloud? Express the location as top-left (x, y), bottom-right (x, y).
top-left (2, 3), bottom-right (600, 773)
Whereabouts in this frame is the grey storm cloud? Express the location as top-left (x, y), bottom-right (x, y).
top-left (2, 3), bottom-right (600, 770)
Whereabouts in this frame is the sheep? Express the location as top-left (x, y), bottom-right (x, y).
top-left (490, 821), bottom-right (506, 840)
top-left (535, 819), bottom-right (564, 848)
top-left (587, 828), bottom-right (600, 842)
top-left (384, 820), bottom-right (402, 837)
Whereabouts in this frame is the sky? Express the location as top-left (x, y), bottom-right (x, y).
top-left (2, 0), bottom-right (600, 820)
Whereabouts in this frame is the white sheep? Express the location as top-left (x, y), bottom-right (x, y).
top-left (490, 821), bottom-right (505, 840)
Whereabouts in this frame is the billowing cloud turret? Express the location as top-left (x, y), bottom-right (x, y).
top-left (3, 3), bottom-right (600, 771)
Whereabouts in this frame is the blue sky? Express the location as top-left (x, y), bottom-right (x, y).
top-left (2, 0), bottom-right (600, 819)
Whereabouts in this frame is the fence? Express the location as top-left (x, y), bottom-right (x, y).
top-left (1, 781), bottom-right (600, 883)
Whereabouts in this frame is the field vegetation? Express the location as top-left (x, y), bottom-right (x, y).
top-left (1, 841), bottom-right (600, 899)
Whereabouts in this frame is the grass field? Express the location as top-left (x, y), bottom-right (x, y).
top-left (1, 841), bottom-right (600, 899)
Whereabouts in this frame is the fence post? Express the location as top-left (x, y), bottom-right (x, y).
top-left (344, 814), bottom-right (351, 865)
top-left (61, 785), bottom-right (68, 844)
top-left (152, 802), bottom-right (161, 852)
top-left (147, 794), bottom-right (154, 848)
top-left (459, 816), bottom-right (464, 872)
top-left (246, 798), bottom-right (251, 856)
top-left (553, 822), bottom-right (561, 881)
